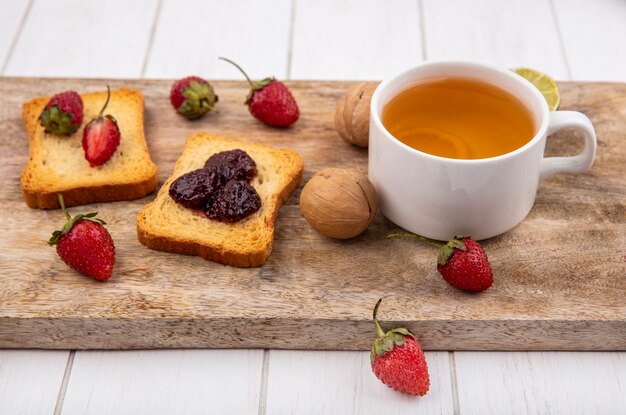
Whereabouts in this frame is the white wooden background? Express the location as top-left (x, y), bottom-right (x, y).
top-left (1, 0), bottom-right (625, 414)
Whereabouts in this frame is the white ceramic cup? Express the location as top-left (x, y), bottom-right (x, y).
top-left (368, 61), bottom-right (596, 240)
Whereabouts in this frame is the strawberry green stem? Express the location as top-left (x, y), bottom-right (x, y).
top-left (387, 233), bottom-right (443, 248)
top-left (58, 194), bottom-right (71, 221)
top-left (48, 194), bottom-right (106, 246)
top-left (218, 57), bottom-right (254, 87)
top-left (98, 85), bottom-right (111, 118)
top-left (372, 298), bottom-right (385, 338)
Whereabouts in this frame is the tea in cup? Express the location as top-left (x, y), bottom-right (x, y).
top-left (368, 62), bottom-right (596, 240)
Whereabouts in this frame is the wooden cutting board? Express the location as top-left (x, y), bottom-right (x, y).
top-left (0, 78), bottom-right (624, 351)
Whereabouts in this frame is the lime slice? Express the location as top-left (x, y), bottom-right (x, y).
top-left (512, 68), bottom-right (560, 111)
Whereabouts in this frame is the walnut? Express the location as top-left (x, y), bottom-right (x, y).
top-left (335, 82), bottom-right (378, 148)
top-left (299, 168), bottom-right (378, 239)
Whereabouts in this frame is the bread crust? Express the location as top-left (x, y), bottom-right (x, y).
top-left (22, 175), bottom-right (158, 209)
top-left (136, 132), bottom-right (303, 267)
top-left (20, 88), bottom-right (158, 209)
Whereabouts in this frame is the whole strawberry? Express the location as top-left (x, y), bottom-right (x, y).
top-left (219, 57), bottom-right (299, 127)
top-left (437, 236), bottom-right (493, 291)
top-left (48, 195), bottom-right (115, 281)
top-left (389, 233), bottom-right (493, 292)
top-left (170, 76), bottom-right (218, 119)
top-left (82, 86), bottom-right (120, 167)
top-left (39, 91), bottom-right (84, 135)
top-left (371, 299), bottom-right (430, 396)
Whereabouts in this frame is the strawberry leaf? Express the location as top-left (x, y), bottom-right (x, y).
top-left (48, 230), bottom-right (63, 245)
top-left (48, 194), bottom-right (106, 245)
top-left (246, 78), bottom-right (274, 104)
top-left (448, 239), bottom-right (466, 251)
top-left (372, 329), bottom-right (412, 360)
top-left (371, 299), bottom-right (415, 363)
top-left (179, 81), bottom-right (217, 118)
top-left (39, 105), bottom-right (79, 135)
top-left (438, 238), bottom-right (467, 265)
top-left (438, 245), bottom-right (453, 265)
top-left (389, 327), bottom-right (415, 338)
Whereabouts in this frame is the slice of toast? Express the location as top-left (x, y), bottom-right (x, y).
top-left (21, 88), bottom-right (157, 209)
top-left (136, 132), bottom-right (303, 267)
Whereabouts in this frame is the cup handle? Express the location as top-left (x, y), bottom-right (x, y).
top-left (540, 111), bottom-right (597, 181)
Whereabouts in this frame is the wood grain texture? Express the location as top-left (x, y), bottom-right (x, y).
top-left (265, 351), bottom-right (454, 414)
top-left (422, 0), bottom-right (569, 79)
top-left (0, 350), bottom-right (69, 414)
top-left (454, 352), bottom-right (626, 414)
top-left (0, 78), bottom-right (624, 350)
top-left (60, 350), bottom-right (263, 414)
top-left (554, 0), bottom-right (626, 82)
top-left (144, 0), bottom-right (292, 80)
top-left (290, 0), bottom-right (423, 80)
top-left (4, 0), bottom-right (159, 78)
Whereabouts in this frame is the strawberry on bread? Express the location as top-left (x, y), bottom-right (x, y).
top-left (21, 87), bottom-right (157, 209)
top-left (39, 91), bottom-right (84, 135)
top-left (137, 132), bottom-right (303, 267)
top-left (82, 86), bottom-right (121, 167)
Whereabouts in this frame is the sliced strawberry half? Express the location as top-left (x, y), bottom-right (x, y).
top-left (82, 86), bottom-right (121, 167)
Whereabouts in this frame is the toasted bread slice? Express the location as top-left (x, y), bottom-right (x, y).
top-left (21, 88), bottom-right (157, 209)
top-left (137, 132), bottom-right (303, 267)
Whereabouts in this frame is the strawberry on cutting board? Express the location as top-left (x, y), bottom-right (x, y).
top-left (219, 57), bottom-right (299, 127)
top-left (436, 236), bottom-right (493, 292)
top-left (39, 90), bottom-right (84, 135)
top-left (82, 86), bottom-right (121, 167)
top-left (389, 233), bottom-right (493, 292)
top-left (371, 298), bottom-right (430, 396)
top-left (170, 76), bottom-right (218, 119)
top-left (48, 195), bottom-right (115, 281)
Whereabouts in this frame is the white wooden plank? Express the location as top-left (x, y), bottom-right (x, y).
top-left (455, 352), bottom-right (626, 414)
top-left (290, 0), bottom-right (423, 80)
top-left (265, 351), bottom-right (454, 414)
top-left (4, 0), bottom-right (159, 78)
top-left (144, 0), bottom-right (292, 79)
top-left (60, 349), bottom-right (264, 415)
top-left (553, 0), bottom-right (626, 82)
top-left (0, 0), bottom-right (30, 72)
top-left (2, 2), bottom-right (624, 415)
top-left (422, 0), bottom-right (569, 79)
top-left (0, 350), bottom-right (70, 414)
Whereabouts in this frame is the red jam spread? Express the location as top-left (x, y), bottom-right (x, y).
top-left (169, 149), bottom-right (261, 222)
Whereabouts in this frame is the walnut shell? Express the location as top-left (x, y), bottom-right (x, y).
top-left (335, 82), bottom-right (378, 148)
top-left (300, 168), bottom-right (378, 239)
